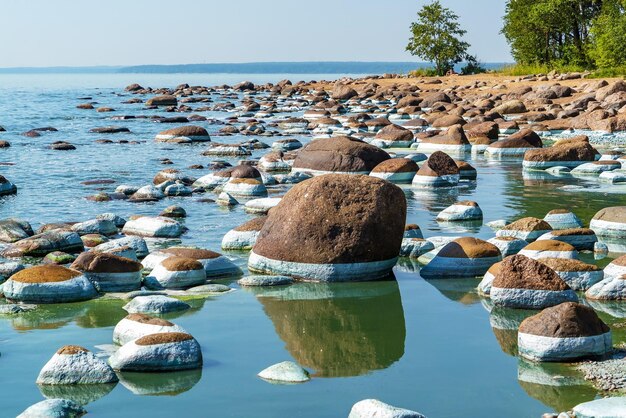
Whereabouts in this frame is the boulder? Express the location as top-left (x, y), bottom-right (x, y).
top-left (70, 252), bottom-right (143, 292)
top-left (144, 257), bottom-right (207, 290)
top-left (537, 228), bottom-right (597, 251)
top-left (146, 95), bottom-right (177, 106)
top-left (17, 399), bottom-right (86, 418)
top-left (486, 129), bottom-right (542, 158)
top-left (590, 206), bottom-right (626, 238)
top-left (113, 313), bottom-right (187, 346)
top-left (0, 219), bottom-right (33, 243)
top-left (371, 124), bottom-right (414, 148)
top-left (108, 332), bottom-right (202, 371)
top-left (411, 151), bottom-right (460, 187)
top-left (155, 126), bottom-right (210, 143)
top-left (586, 275), bottom-right (626, 300)
top-left (142, 247), bottom-right (241, 278)
top-left (542, 209), bottom-right (584, 230)
top-left (123, 295), bottom-right (190, 314)
top-left (490, 255), bottom-right (577, 309)
top-left (539, 258), bottom-right (603, 291)
top-left (36, 345), bottom-right (117, 384)
top-left (221, 216), bottom-right (266, 250)
top-left (518, 302), bottom-right (611, 361)
top-left (518, 240), bottom-right (578, 260)
top-left (436, 201), bottom-right (483, 222)
top-left (257, 361), bottom-right (310, 383)
top-left (523, 136), bottom-right (598, 169)
top-left (121, 216), bottom-right (184, 238)
top-left (496, 217), bottom-right (552, 241)
top-left (415, 125), bottom-right (471, 153)
top-left (420, 237), bottom-right (501, 278)
top-left (1, 230), bottom-right (84, 257)
top-left (370, 158), bottom-right (418, 184)
top-left (0, 175), bottom-right (17, 195)
top-left (292, 136), bottom-right (390, 175)
top-left (3, 265), bottom-right (97, 303)
top-left (487, 236), bottom-right (527, 257)
top-left (248, 174), bottom-right (406, 281)
top-left (348, 399), bottom-right (426, 418)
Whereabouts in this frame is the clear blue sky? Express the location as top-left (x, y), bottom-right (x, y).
top-left (0, 0), bottom-right (512, 67)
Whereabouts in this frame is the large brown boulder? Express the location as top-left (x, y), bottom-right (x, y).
top-left (373, 124), bottom-right (414, 143)
top-left (292, 136), bottom-right (390, 174)
top-left (249, 174), bottom-right (406, 281)
top-left (415, 151), bottom-right (459, 177)
top-left (523, 135), bottom-right (597, 165)
top-left (71, 252), bottom-right (142, 273)
top-left (519, 302), bottom-right (609, 338)
top-left (493, 254), bottom-right (570, 291)
top-left (331, 84), bottom-right (358, 100)
top-left (146, 95), bottom-right (177, 106)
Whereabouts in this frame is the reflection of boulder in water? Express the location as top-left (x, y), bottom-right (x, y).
top-left (492, 327), bottom-right (518, 356)
top-left (256, 281), bottom-right (405, 377)
top-left (395, 258), bottom-right (419, 273)
top-left (117, 369), bottom-right (202, 396)
top-left (517, 359), bottom-right (597, 412)
top-left (435, 219), bottom-right (482, 234)
top-left (425, 278), bottom-right (481, 305)
top-left (74, 298), bottom-right (127, 328)
top-left (9, 302), bottom-right (89, 331)
top-left (597, 237), bottom-right (626, 255)
top-left (39, 382), bottom-right (116, 405)
top-left (586, 299), bottom-right (626, 318)
top-left (408, 187), bottom-right (459, 213)
top-left (489, 307), bottom-right (536, 356)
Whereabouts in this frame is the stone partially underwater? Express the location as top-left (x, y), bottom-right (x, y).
top-left (248, 174), bottom-right (406, 282)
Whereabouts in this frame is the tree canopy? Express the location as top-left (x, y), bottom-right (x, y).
top-left (502, 0), bottom-right (626, 69)
top-left (406, 1), bottom-right (470, 75)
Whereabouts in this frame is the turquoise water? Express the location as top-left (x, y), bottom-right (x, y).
top-left (0, 73), bottom-right (625, 417)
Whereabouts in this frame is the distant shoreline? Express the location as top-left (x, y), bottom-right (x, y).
top-left (0, 61), bottom-right (510, 75)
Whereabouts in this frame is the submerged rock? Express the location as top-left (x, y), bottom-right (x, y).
top-left (348, 399), bottom-right (426, 418)
top-left (17, 398), bottom-right (86, 418)
top-left (257, 361), bottom-right (310, 383)
top-left (123, 295), bottom-right (190, 314)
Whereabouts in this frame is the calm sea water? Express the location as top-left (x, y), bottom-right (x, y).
top-left (0, 73), bottom-right (625, 418)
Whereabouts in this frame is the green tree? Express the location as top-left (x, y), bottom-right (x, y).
top-left (502, 0), bottom-right (603, 67)
top-left (590, 0), bottom-right (626, 67)
top-left (406, 1), bottom-right (470, 76)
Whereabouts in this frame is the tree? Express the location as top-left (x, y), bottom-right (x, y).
top-left (590, 0), bottom-right (626, 68)
top-left (502, 0), bottom-right (604, 67)
top-left (406, 1), bottom-right (470, 76)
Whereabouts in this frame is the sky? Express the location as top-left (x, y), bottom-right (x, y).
top-left (0, 0), bottom-right (512, 67)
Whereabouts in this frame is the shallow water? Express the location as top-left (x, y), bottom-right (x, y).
top-left (1, 73), bottom-right (626, 417)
